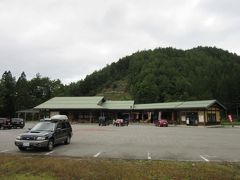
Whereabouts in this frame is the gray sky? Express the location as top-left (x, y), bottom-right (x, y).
top-left (0, 0), bottom-right (239, 84)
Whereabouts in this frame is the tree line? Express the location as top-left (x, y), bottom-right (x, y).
top-left (1, 46), bottom-right (240, 117)
top-left (0, 72), bottom-right (65, 117)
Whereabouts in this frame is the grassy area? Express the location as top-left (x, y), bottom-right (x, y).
top-left (0, 155), bottom-right (240, 179)
top-left (221, 121), bottom-right (240, 126)
top-left (97, 79), bottom-right (132, 100)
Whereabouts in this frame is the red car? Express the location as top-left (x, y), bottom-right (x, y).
top-left (155, 119), bottom-right (168, 127)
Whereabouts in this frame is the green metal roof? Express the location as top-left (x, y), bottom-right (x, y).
top-left (34, 97), bottom-right (104, 110)
top-left (102, 100), bottom-right (134, 110)
top-left (134, 100), bottom-right (226, 110)
top-left (34, 97), bottom-right (226, 111)
top-left (134, 102), bottom-right (182, 110)
top-left (176, 100), bottom-right (220, 109)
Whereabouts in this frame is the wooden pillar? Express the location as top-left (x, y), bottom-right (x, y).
top-left (204, 110), bottom-right (206, 126)
top-left (237, 104), bottom-right (239, 118)
top-left (176, 111), bottom-right (179, 124)
top-left (89, 111), bottom-right (92, 123)
top-left (215, 107), bottom-right (217, 123)
top-left (24, 112), bottom-right (27, 121)
top-left (78, 111), bottom-right (80, 122)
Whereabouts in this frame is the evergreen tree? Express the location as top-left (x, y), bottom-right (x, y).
top-left (15, 72), bottom-right (31, 111)
top-left (0, 71), bottom-right (16, 117)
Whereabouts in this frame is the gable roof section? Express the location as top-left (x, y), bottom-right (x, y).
top-left (34, 96), bottom-right (104, 110)
top-left (176, 100), bottom-right (226, 109)
top-left (102, 100), bottom-right (134, 110)
top-left (134, 100), bottom-right (226, 110)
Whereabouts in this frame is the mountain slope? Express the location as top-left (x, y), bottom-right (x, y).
top-left (66, 46), bottom-right (240, 106)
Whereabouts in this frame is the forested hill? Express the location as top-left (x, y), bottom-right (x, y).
top-left (66, 46), bottom-right (240, 105)
top-left (1, 46), bottom-right (240, 117)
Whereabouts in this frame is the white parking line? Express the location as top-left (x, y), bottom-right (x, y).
top-left (45, 151), bottom-right (54, 155)
top-left (200, 155), bottom-right (209, 162)
top-left (147, 152), bottom-right (152, 160)
top-left (0, 150), bottom-right (9, 153)
top-left (93, 152), bottom-right (102, 158)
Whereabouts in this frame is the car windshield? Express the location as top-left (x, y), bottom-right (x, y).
top-left (31, 122), bottom-right (55, 131)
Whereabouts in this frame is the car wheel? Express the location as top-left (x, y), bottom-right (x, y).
top-left (64, 135), bottom-right (71, 145)
top-left (47, 140), bottom-right (54, 151)
top-left (18, 146), bottom-right (27, 151)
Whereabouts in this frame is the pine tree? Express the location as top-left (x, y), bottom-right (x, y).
top-left (15, 72), bottom-right (31, 111)
top-left (0, 71), bottom-right (16, 117)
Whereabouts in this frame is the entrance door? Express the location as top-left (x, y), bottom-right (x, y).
top-left (186, 112), bottom-right (198, 126)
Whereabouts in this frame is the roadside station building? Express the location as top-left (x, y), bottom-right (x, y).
top-left (34, 97), bottom-right (226, 126)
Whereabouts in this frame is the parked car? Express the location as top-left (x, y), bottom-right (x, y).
top-left (155, 119), bottom-right (168, 127)
top-left (15, 115), bottom-right (72, 151)
top-left (98, 116), bottom-right (110, 126)
top-left (11, 118), bottom-right (25, 129)
top-left (0, 118), bottom-right (12, 129)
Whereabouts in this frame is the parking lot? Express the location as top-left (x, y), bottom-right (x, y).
top-left (0, 122), bottom-right (240, 162)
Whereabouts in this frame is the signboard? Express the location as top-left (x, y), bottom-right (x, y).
top-left (228, 114), bottom-right (233, 122)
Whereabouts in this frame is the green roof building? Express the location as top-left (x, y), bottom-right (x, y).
top-left (34, 97), bottom-right (226, 125)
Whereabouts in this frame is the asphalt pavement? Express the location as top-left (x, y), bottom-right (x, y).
top-left (0, 122), bottom-right (240, 162)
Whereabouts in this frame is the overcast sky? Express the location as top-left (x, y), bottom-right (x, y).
top-left (0, 0), bottom-right (239, 84)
